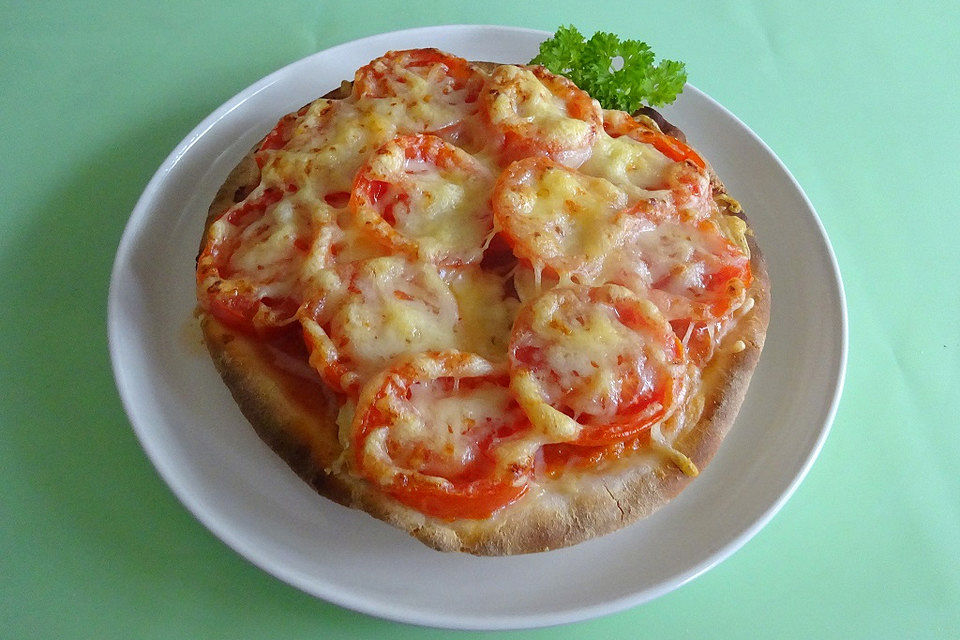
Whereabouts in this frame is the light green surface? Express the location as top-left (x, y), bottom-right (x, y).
top-left (2, 1), bottom-right (957, 637)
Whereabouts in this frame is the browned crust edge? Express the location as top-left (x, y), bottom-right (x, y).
top-left (196, 62), bottom-right (771, 555)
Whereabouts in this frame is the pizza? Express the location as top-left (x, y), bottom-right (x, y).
top-left (195, 48), bottom-right (769, 555)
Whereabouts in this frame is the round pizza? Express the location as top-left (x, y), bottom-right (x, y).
top-left (195, 48), bottom-right (770, 555)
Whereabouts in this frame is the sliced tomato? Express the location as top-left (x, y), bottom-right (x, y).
top-left (663, 316), bottom-right (716, 366)
top-left (255, 98), bottom-right (347, 155)
top-left (349, 135), bottom-right (494, 266)
top-left (538, 435), bottom-right (651, 477)
top-left (298, 256), bottom-right (461, 395)
top-left (258, 103), bottom-right (312, 151)
top-left (196, 185), bottom-right (311, 336)
top-left (353, 48), bottom-right (483, 101)
top-left (352, 49), bottom-right (486, 148)
top-left (351, 351), bottom-right (532, 520)
top-left (646, 217), bottom-right (752, 316)
top-left (635, 214), bottom-right (751, 364)
top-left (492, 157), bottom-right (632, 283)
top-left (509, 285), bottom-right (685, 447)
top-left (604, 109), bottom-right (717, 224)
top-left (481, 65), bottom-right (601, 167)
top-left (603, 109), bottom-right (705, 169)
top-left (653, 272), bottom-right (751, 366)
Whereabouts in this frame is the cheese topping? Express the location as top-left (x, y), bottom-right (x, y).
top-left (389, 377), bottom-right (516, 476)
top-left (446, 267), bottom-right (518, 362)
top-left (509, 285), bottom-right (685, 444)
top-left (487, 66), bottom-right (591, 138)
top-left (483, 64), bottom-right (601, 167)
top-left (494, 158), bottom-right (633, 283)
top-left (306, 256), bottom-right (460, 387)
top-left (579, 132), bottom-right (673, 194)
top-left (353, 135), bottom-right (495, 264)
top-left (198, 51), bottom-right (757, 517)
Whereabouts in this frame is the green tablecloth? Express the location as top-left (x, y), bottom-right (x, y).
top-left (3, 2), bottom-right (957, 637)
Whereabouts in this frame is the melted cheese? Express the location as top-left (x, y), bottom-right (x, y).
top-left (487, 66), bottom-right (583, 132)
top-left (206, 53), bottom-right (758, 498)
top-left (446, 267), bottom-right (519, 362)
top-left (501, 163), bottom-right (631, 282)
top-left (398, 172), bottom-right (486, 260)
top-left (358, 52), bottom-right (481, 132)
top-left (330, 257), bottom-right (459, 377)
top-left (520, 287), bottom-right (666, 421)
top-left (486, 65), bottom-right (597, 167)
top-left (579, 132), bottom-right (673, 194)
top-left (228, 196), bottom-right (307, 284)
top-left (355, 352), bottom-right (532, 483)
top-left (260, 101), bottom-right (404, 196)
top-left (499, 159), bottom-right (751, 318)
top-left (398, 379), bottom-right (514, 475)
top-left (360, 139), bottom-right (494, 263)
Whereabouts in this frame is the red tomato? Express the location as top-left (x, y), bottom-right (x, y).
top-left (538, 435), bottom-right (650, 476)
top-left (351, 351), bottom-right (532, 520)
top-left (352, 48), bottom-right (483, 102)
top-left (604, 110), bottom-right (717, 225)
top-left (349, 135), bottom-right (494, 266)
top-left (653, 269), bottom-right (752, 366)
top-left (637, 214), bottom-right (751, 365)
top-left (509, 285), bottom-right (685, 447)
top-left (258, 104), bottom-right (312, 151)
top-left (298, 257), bottom-right (461, 395)
top-left (480, 65), bottom-right (602, 167)
top-left (645, 217), bottom-right (752, 316)
top-left (603, 109), bottom-right (705, 169)
top-left (256, 98), bottom-right (348, 156)
top-left (353, 49), bottom-right (486, 149)
top-left (492, 156), bottom-right (631, 283)
top-left (196, 185), bottom-right (309, 336)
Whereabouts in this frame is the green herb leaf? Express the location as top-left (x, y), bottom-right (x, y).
top-left (530, 25), bottom-right (687, 109)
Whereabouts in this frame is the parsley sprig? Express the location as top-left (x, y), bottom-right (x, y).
top-left (530, 25), bottom-right (687, 110)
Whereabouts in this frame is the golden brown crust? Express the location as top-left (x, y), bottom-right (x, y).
top-left (201, 317), bottom-right (353, 506)
top-left (196, 60), bottom-right (771, 555)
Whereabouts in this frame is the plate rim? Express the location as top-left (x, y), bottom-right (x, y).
top-left (108, 24), bottom-right (848, 630)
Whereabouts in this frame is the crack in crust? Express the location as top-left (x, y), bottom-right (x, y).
top-left (196, 60), bottom-right (771, 555)
top-left (602, 481), bottom-right (627, 521)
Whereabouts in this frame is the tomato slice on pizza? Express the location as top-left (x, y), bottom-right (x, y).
top-left (351, 351), bottom-right (532, 520)
top-left (492, 156), bottom-right (633, 284)
top-left (349, 134), bottom-right (495, 266)
top-left (258, 104), bottom-right (313, 152)
top-left (603, 109), bottom-right (705, 169)
top-left (197, 184), bottom-right (314, 336)
top-left (481, 65), bottom-right (602, 168)
top-left (622, 197), bottom-right (752, 309)
top-left (257, 99), bottom-right (348, 154)
top-left (600, 110), bottom-right (719, 223)
top-left (509, 284), bottom-right (685, 447)
top-left (298, 256), bottom-right (462, 394)
top-left (353, 48), bottom-right (483, 101)
top-left (633, 205), bottom-right (753, 364)
top-left (494, 156), bottom-right (751, 360)
top-left (538, 435), bottom-right (651, 477)
top-left (352, 48), bottom-right (485, 148)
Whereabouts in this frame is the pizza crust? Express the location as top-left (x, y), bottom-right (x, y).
top-left (196, 62), bottom-right (771, 555)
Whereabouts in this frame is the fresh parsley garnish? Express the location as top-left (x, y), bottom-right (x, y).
top-left (530, 25), bottom-right (687, 110)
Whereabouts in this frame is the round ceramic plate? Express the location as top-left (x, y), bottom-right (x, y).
top-left (109, 25), bottom-right (846, 630)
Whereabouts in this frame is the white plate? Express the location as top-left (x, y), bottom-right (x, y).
top-left (109, 25), bottom-right (846, 630)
